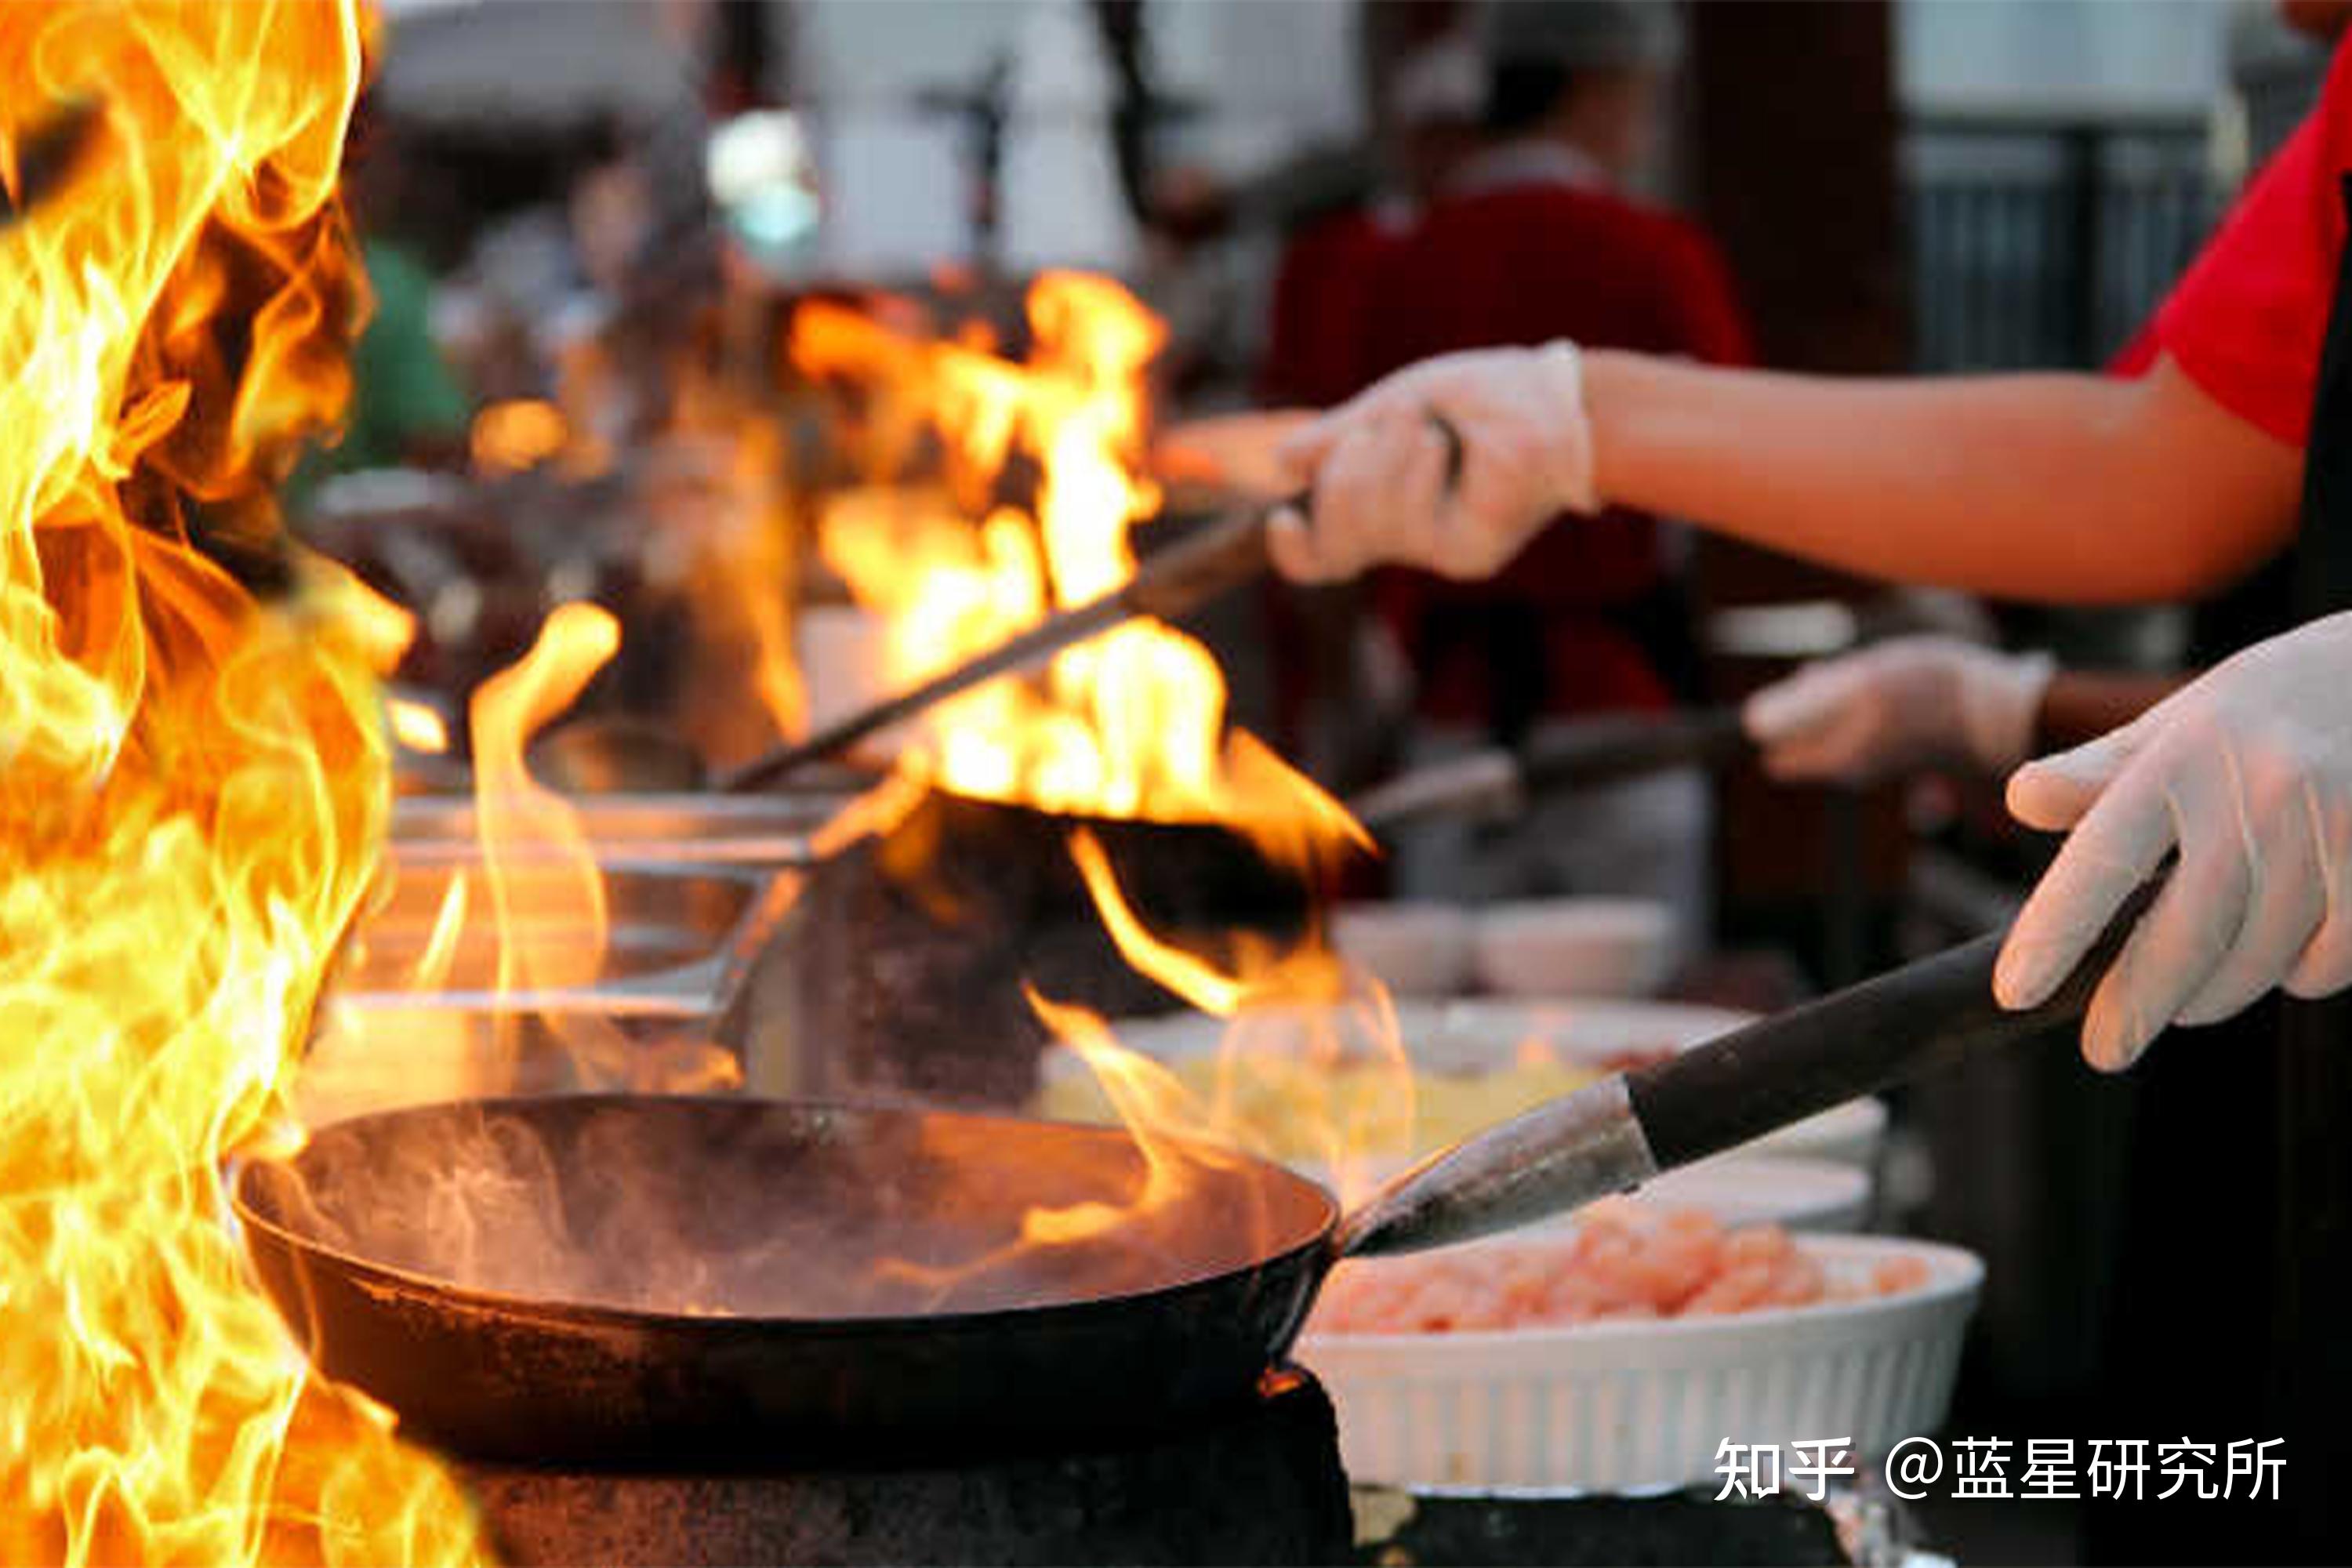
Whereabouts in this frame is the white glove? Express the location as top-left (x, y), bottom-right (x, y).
top-left (1994, 611), bottom-right (2352, 1071)
top-left (1267, 343), bottom-right (1595, 583)
top-left (1742, 637), bottom-right (2056, 784)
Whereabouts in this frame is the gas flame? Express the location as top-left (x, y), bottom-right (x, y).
top-left (644, 370), bottom-right (806, 760)
top-left (1019, 989), bottom-right (1253, 1247)
top-left (798, 273), bottom-right (1365, 851)
top-left (463, 602), bottom-right (739, 1098)
top-left (469, 601), bottom-right (622, 1007)
top-left (795, 274), bottom-right (1393, 1242)
top-left (470, 366), bottom-right (807, 763)
top-left (387, 697), bottom-right (448, 754)
top-left (467, 397), bottom-right (568, 477)
top-left (303, 601), bottom-right (744, 1124)
top-left (1042, 829), bottom-right (1414, 1207)
top-left (0, 2), bottom-right (482, 1562)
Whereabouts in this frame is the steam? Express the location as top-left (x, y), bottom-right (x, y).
top-left (249, 1098), bottom-right (1328, 1320)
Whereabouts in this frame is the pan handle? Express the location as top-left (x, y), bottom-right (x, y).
top-left (1513, 706), bottom-right (1753, 796)
top-left (1626, 869), bottom-right (2164, 1170)
top-left (1336, 873), bottom-right (2162, 1260)
top-left (1348, 708), bottom-right (1755, 834)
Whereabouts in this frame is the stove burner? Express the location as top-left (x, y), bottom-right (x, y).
top-left (459, 1370), bottom-right (1349, 1566)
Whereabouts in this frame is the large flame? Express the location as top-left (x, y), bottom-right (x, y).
top-left (794, 275), bottom-right (1394, 1244)
top-left (1053, 830), bottom-right (1414, 1206)
top-left (645, 370), bottom-right (807, 760)
top-left (305, 601), bottom-right (746, 1122)
top-left (469, 601), bottom-right (622, 1005)
top-left (799, 273), bottom-right (1366, 855)
top-left (0, 2), bottom-right (483, 1563)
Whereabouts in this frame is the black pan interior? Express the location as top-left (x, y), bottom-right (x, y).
top-left (235, 1093), bottom-right (1337, 1324)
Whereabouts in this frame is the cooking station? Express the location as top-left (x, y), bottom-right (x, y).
top-left (453, 1377), bottom-right (1351, 1567)
top-left (285, 780), bottom-right (1968, 1568)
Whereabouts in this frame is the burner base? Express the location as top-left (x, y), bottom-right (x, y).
top-left (461, 1371), bottom-right (1349, 1566)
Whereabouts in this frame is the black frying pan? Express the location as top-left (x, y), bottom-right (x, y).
top-left (235, 1095), bottom-right (1333, 1465)
top-left (235, 885), bottom-right (2151, 1465)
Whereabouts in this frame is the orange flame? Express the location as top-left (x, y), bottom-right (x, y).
top-left (305, 600), bottom-right (743, 1123)
top-left (0, 2), bottom-right (483, 1562)
top-left (645, 371), bottom-right (806, 759)
top-left (1019, 989), bottom-right (1252, 1246)
top-left (1044, 829), bottom-right (1414, 1206)
top-left (474, 365), bottom-right (806, 762)
top-left (470, 601), bottom-right (622, 1002)
top-left (387, 697), bottom-right (448, 753)
top-left (798, 273), bottom-right (1366, 855)
top-left (468, 397), bottom-right (568, 477)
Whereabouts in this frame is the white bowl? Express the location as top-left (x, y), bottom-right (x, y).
top-left (1331, 902), bottom-right (1475, 997)
top-left (1637, 1156), bottom-right (1871, 1232)
top-left (1742, 1095), bottom-right (1889, 1169)
top-left (1473, 898), bottom-right (1676, 998)
top-left (1301, 1235), bottom-right (1981, 1493)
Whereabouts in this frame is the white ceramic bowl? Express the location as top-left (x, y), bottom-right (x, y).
top-left (1742, 1094), bottom-right (1889, 1169)
top-left (1637, 1156), bottom-right (1871, 1232)
top-left (1473, 898), bottom-right (1676, 998)
top-left (1301, 1234), bottom-right (1981, 1493)
top-left (1331, 902), bottom-right (1475, 997)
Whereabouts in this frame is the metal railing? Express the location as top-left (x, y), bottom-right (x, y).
top-left (1904, 107), bottom-right (2221, 372)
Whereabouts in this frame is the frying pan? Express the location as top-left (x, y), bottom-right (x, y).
top-left (235, 884), bottom-right (2151, 1465)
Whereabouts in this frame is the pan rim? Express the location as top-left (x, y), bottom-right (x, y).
top-left (230, 1091), bottom-right (1341, 1335)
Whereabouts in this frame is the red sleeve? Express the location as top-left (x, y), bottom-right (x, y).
top-left (2107, 318), bottom-right (2160, 379)
top-left (2154, 37), bottom-right (2352, 447)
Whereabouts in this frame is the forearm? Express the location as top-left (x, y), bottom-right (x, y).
top-left (1582, 352), bottom-right (2300, 604)
top-left (2033, 670), bottom-right (2190, 753)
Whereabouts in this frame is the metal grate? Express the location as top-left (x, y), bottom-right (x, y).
top-left (1904, 111), bottom-right (2220, 372)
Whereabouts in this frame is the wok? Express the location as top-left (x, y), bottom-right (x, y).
top-left (236, 883), bottom-right (2150, 1465)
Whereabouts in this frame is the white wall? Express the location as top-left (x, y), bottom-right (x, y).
top-left (1897, 0), bottom-right (2230, 114)
top-left (790, 0), bottom-right (1363, 278)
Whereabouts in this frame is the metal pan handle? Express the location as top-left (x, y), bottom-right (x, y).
top-left (1335, 873), bottom-right (2162, 1260)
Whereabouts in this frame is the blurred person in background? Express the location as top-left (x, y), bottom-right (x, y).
top-left (1250, 8), bottom-right (1485, 791)
top-left (1338, 0), bottom-right (1751, 964)
top-left (1258, 14), bottom-right (1486, 412)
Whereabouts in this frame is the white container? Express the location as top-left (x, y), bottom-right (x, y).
top-left (1301, 1235), bottom-right (1981, 1494)
top-left (1744, 1094), bottom-right (1889, 1169)
top-left (1331, 902), bottom-right (1475, 997)
top-left (1473, 898), bottom-right (1676, 998)
top-left (1638, 1156), bottom-right (1871, 1232)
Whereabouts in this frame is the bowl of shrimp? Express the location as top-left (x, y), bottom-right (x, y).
top-left (1298, 1204), bottom-right (1981, 1494)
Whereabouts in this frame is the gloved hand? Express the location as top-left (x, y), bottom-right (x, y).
top-left (1994, 611), bottom-right (2352, 1070)
top-left (1742, 637), bottom-right (2057, 784)
top-left (1267, 343), bottom-right (1595, 583)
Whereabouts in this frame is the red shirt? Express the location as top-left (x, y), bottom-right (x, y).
top-left (1259, 208), bottom-right (1401, 409)
top-left (2150, 34), bottom-right (2352, 445)
top-left (1354, 170), bottom-right (1753, 726)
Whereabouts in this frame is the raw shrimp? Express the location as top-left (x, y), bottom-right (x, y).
top-left (1309, 1208), bottom-right (1929, 1334)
